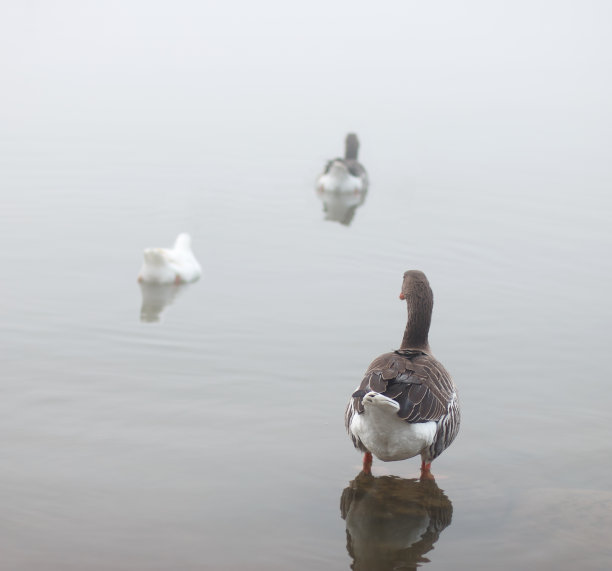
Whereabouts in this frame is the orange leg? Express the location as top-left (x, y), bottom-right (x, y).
top-left (362, 452), bottom-right (373, 475)
top-left (420, 460), bottom-right (435, 481)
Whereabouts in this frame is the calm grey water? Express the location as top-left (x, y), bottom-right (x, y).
top-left (2, 2), bottom-right (612, 570)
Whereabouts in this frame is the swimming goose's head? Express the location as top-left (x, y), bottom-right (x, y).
top-left (143, 248), bottom-right (166, 266)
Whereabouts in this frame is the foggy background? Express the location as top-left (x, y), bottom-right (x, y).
top-left (1, 1), bottom-right (611, 570)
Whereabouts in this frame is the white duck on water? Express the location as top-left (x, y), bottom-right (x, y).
top-left (345, 270), bottom-right (460, 477)
top-left (137, 233), bottom-right (202, 285)
top-left (317, 133), bottom-right (369, 195)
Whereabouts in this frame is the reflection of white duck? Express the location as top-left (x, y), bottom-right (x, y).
top-left (138, 282), bottom-right (189, 323)
top-left (137, 233), bottom-right (202, 284)
top-left (317, 133), bottom-right (369, 195)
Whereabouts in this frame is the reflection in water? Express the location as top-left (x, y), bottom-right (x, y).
top-left (340, 472), bottom-right (453, 570)
top-left (138, 282), bottom-right (190, 323)
top-left (317, 188), bottom-right (368, 226)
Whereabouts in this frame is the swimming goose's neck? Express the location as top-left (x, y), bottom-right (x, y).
top-left (400, 300), bottom-right (432, 352)
top-left (345, 135), bottom-right (359, 160)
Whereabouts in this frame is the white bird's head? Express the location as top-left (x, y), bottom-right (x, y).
top-left (143, 248), bottom-right (167, 266)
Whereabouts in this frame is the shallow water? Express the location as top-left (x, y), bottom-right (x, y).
top-left (2, 2), bottom-right (612, 570)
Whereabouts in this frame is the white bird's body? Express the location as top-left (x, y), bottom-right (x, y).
top-left (316, 133), bottom-right (369, 197)
top-left (137, 233), bottom-right (201, 284)
top-left (317, 160), bottom-right (366, 194)
top-left (348, 392), bottom-right (437, 462)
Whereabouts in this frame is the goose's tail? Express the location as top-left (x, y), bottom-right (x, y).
top-left (173, 233), bottom-right (192, 251)
top-left (360, 391), bottom-right (400, 413)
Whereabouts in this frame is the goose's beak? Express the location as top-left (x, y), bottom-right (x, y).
top-left (399, 292), bottom-right (405, 300)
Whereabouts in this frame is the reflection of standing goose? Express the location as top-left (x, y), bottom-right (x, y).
top-left (137, 233), bottom-right (202, 284)
top-left (316, 133), bottom-right (369, 195)
top-left (340, 472), bottom-right (453, 571)
top-left (138, 282), bottom-right (189, 323)
top-left (345, 271), bottom-right (460, 477)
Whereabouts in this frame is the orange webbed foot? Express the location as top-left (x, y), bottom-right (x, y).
top-left (362, 452), bottom-right (373, 475)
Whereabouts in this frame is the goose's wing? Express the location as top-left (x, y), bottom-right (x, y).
top-left (164, 245), bottom-right (198, 267)
top-left (344, 159), bottom-right (367, 179)
top-left (160, 248), bottom-right (181, 266)
top-left (347, 351), bottom-right (455, 425)
top-left (143, 247), bottom-right (174, 266)
top-left (322, 157), bottom-right (343, 174)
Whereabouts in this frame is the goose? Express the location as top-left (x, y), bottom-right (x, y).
top-left (316, 133), bottom-right (369, 195)
top-left (345, 270), bottom-right (460, 477)
top-left (137, 233), bottom-right (202, 285)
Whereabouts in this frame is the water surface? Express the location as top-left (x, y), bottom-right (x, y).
top-left (1, 1), bottom-right (611, 569)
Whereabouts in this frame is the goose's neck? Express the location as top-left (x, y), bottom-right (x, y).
top-left (400, 301), bottom-right (432, 352)
top-left (345, 135), bottom-right (359, 160)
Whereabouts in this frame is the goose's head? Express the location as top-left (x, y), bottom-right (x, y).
top-left (399, 270), bottom-right (432, 304)
top-left (143, 248), bottom-right (167, 266)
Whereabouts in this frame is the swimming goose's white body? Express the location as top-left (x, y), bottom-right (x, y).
top-left (316, 133), bottom-right (369, 196)
top-left (317, 160), bottom-right (366, 194)
top-left (137, 233), bottom-right (201, 284)
top-left (349, 392), bottom-right (437, 462)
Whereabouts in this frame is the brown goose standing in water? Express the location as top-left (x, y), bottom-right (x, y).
top-left (345, 270), bottom-right (460, 477)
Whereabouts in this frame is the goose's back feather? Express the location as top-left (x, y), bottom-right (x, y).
top-left (344, 159), bottom-right (367, 179)
top-left (323, 158), bottom-right (367, 180)
top-left (346, 349), bottom-right (460, 461)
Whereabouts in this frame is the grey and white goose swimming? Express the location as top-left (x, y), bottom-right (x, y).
top-left (345, 270), bottom-right (460, 477)
top-left (316, 133), bottom-right (369, 194)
